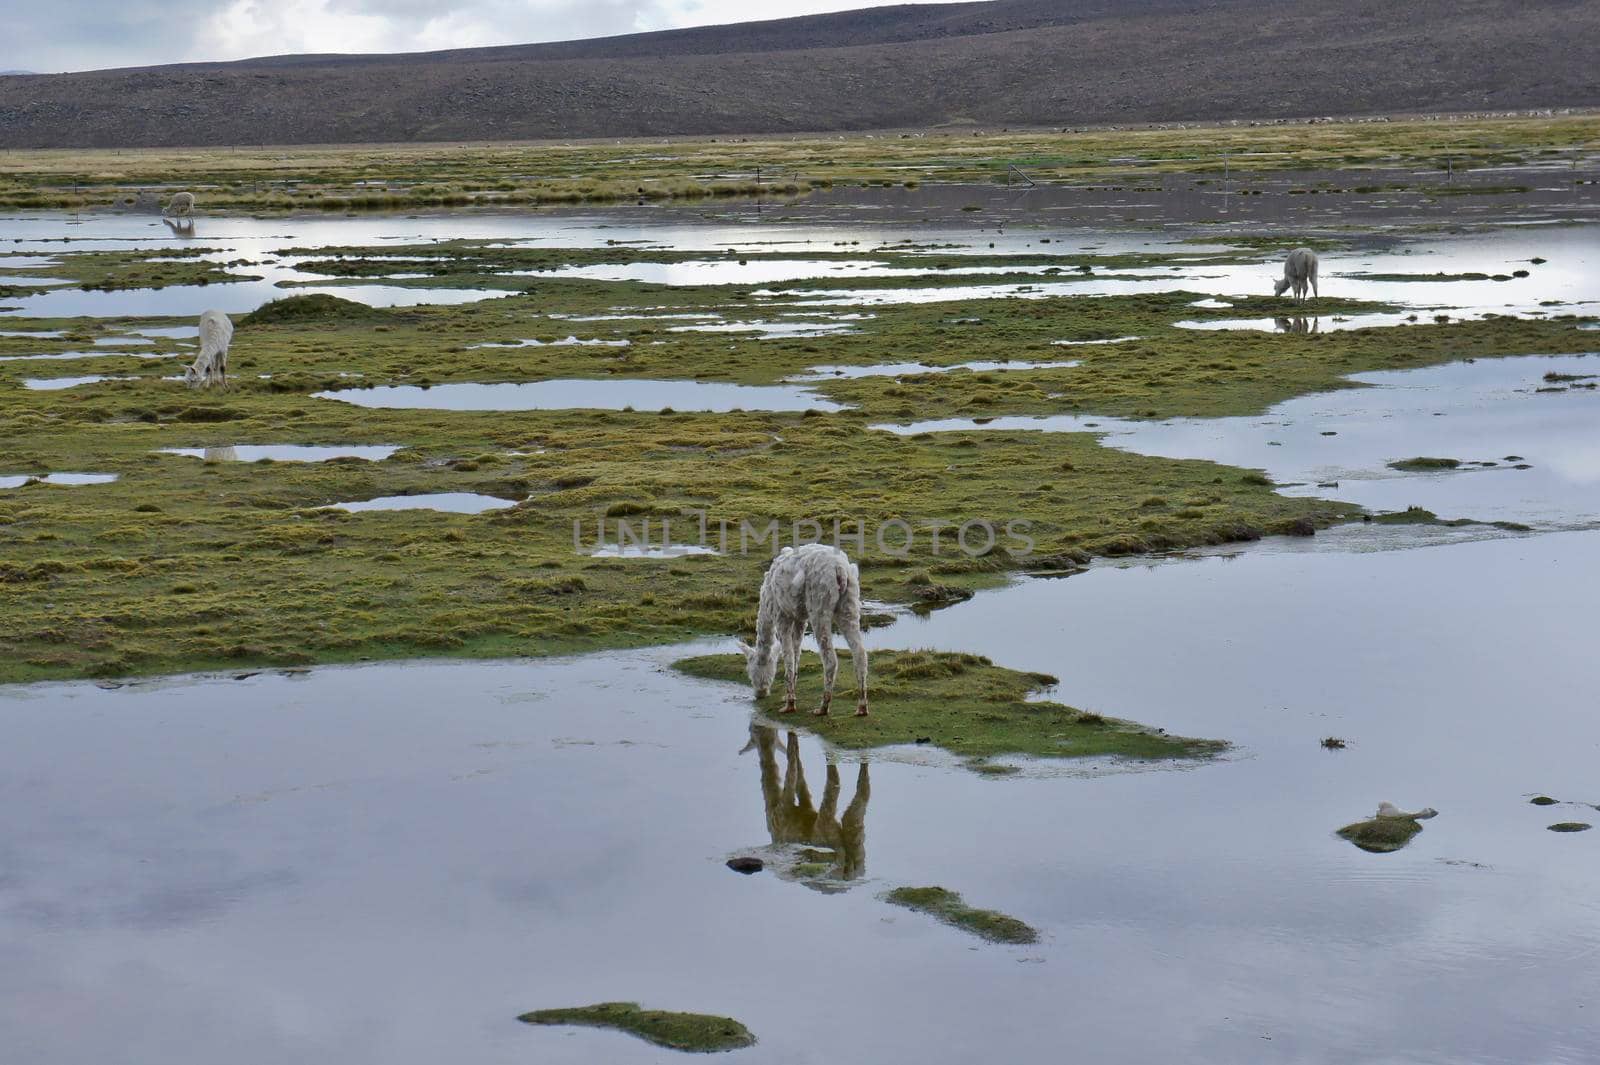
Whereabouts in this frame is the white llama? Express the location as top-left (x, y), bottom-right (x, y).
top-left (1274, 247), bottom-right (1320, 299)
top-left (184, 310), bottom-right (234, 389)
top-left (740, 544), bottom-right (869, 716)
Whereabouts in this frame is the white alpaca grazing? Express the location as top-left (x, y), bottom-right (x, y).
top-left (184, 310), bottom-right (234, 389)
top-left (163, 192), bottom-right (196, 218)
top-left (1274, 247), bottom-right (1319, 299)
top-left (1375, 802), bottom-right (1438, 820)
top-left (740, 544), bottom-right (869, 717)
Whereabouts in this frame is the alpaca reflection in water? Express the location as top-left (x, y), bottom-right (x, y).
top-left (741, 725), bottom-right (869, 891)
top-left (1275, 315), bottom-right (1321, 334)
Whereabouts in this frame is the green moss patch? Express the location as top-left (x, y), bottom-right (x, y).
top-left (241, 294), bottom-right (397, 326)
top-left (884, 886), bottom-right (1039, 944)
top-left (1547, 822), bottom-right (1592, 833)
top-left (674, 650), bottom-right (1223, 765)
top-left (1337, 816), bottom-right (1427, 853)
top-left (518, 1002), bottom-right (755, 1053)
top-left (1387, 457), bottom-right (1463, 471)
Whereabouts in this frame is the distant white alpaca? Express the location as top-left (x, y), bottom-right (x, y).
top-left (740, 544), bottom-right (869, 717)
top-left (1376, 802), bottom-right (1438, 820)
top-left (1274, 247), bottom-right (1319, 299)
top-left (163, 191), bottom-right (196, 217)
top-left (184, 310), bottom-right (234, 389)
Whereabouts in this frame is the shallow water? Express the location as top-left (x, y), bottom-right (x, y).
top-left (316, 379), bottom-right (847, 413)
top-left (4, 527), bottom-right (1599, 1064)
top-left (466, 336), bottom-right (631, 349)
top-left (0, 350), bottom-right (172, 363)
top-left (588, 543), bottom-right (721, 559)
top-left (3, 282), bottom-right (511, 319)
top-left (0, 472), bottom-right (118, 488)
top-left (1, 210), bottom-right (1593, 324)
top-left (325, 492), bottom-right (517, 514)
top-left (665, 319), bottom-right (860, 338)
top-left (518, 258), bottom-right (1060, 286)
top-left (788, 358), bottom-right (1079, 381)
top-left (158, 445), bottom-right (401, 463)
top-left (21, 375), bottom-right (139, 390)
top-left (881, 353), bottom-right (1600, 528)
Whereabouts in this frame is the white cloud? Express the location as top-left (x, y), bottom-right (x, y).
top-left (188, 0), bottom-right (932, 64)
top-left (3, 0), bottom-right (969, 72)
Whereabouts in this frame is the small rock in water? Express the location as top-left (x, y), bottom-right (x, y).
top-left (1530, 796), bottom-right (1559, 806)
top-left (1548, 822), bottom-right (1591, 833)
top-left (726, 857), bottom-right (765, 874)
top-left (1321, 736), bottom-right (1347, 749)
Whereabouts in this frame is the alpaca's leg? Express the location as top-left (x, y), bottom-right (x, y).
top-left (780, 617), bottom-right (802, 713)
top-left (812, 621), bottom-right (837, 716)
top-left (841, 619), bottom-right (869, 715)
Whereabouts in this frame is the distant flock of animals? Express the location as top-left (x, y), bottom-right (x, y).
top-left (155, 187), bottom-right (1319, 717)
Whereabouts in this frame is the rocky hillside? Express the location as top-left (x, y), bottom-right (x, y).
top-left (0, 0), bottom-right (1595, 147)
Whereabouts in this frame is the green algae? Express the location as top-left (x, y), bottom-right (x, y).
top-left (518, 1002), bottom-right (756, 1053)
top-left (884, 886), bottom-right (1039, 945)
top-left (674, 650), bottom-right (1223, 764)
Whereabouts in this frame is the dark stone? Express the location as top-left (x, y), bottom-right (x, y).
top-left (726, 857), bottom-right (764, 874)
top-left (1530, 796), bottom-right (1559, 805)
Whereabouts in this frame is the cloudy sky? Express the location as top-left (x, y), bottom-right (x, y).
top-left (5, 0), bottom-right (965, 74)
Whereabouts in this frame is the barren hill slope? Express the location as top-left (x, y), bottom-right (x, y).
top-left (0, 0), bottom-right (1595, 147)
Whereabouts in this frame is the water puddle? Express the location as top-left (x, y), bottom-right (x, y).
top-left (788, 359), bottom-right (1079, 381)
top-left (316, 379), bottom-right (846, 413)
top-left (3, 283), bottom-right (512, 319)
top-left (0, 350), bottom-right (173, 363)
top-left (158, 445), bottom-right (401, 463)
top-left (666, 320), bottom-right (860, 339)
top-left (1053, 336), bottom-right (1142, 346)
top-left (21, 375), bottom-right (138, 390)
top-left (589, 543), bottom-right (721, 559)
top-left (0, 472), bottom-right (118, 488)
top-left (519, 259), bottom-right (1059, 286)
top-left (325, 493), bottom-right (517, 514)
top-left (0, 276), bottom-right (71, 287)
top-left (466, 337), bottom-right (631, 349)
top-left (880, 354), bottom-right (1600, 527)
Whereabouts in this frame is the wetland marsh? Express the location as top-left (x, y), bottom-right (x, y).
top-left (2, 118), bottom-right (1599, 1063)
